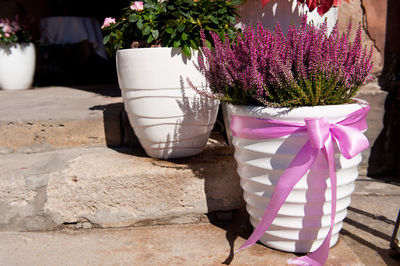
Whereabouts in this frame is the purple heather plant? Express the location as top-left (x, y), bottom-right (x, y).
top-left (189, 16), bottom-right (373, 107)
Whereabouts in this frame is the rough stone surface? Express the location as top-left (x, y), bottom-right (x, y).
top-left (338, 0), bottom-right (383, 76)
top-left (0, 223), bottom-right (363, 266)
top-left (342, 177), bottom-right (400, 266)
top-left (0, 86), bottom-right (122, 153)
top-left (0, 143), bottom-right (243, 231)
top-left (355, 87), bottom-right (387, 174)
top-left (361, 0), bottom-right (387, 54)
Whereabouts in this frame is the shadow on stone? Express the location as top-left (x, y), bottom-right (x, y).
top-left (88, 102), bottom-right (147, 157)
top-left (368, 0), bottom-right (400, 181)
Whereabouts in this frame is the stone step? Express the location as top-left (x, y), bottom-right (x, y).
top-left (0, 86), bottom-right (388, 177)
top-left (0, 86), bottom-right (131, 154)
top-left (0, 142), bottom-right (242, 231)
top-left (0, 222), bottom-right (364, 266)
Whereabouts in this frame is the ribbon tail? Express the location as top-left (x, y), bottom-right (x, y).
top-left (235, 141), bottom-right (318, 253)
top-left (289, 137), bottom-right (337, 266)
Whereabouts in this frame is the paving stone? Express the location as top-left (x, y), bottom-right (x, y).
top-left (0, 143), bottom-right (243, 231)
top-left (0, 222), bottom-right (363, 266)
top-left (0, 86), bottom-right (122, 153)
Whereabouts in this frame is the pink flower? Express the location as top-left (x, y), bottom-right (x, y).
top-left (130, 1), bottom-right (144, 11)
top-left (3, 24), bottom-right (12, 33)
top-left (4, 32), bottom-right (10, 37)
top-left (101, 17), bottom-right (116, 29)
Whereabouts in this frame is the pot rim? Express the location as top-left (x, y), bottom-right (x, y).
top-left (227, 98), bottom-right (369, 121)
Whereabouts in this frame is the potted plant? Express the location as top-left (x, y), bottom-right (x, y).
top-left (0, 16), bottom-right (35, 90)
top-left (102, 0), bottom-right (242, 159)
top-left (219, 0), bottom-right (351, 146)
top-left (191, 17), bottom-right (373, 265)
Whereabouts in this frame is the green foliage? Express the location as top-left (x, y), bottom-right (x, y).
top-left (102, 0), bottom-right (242, 56)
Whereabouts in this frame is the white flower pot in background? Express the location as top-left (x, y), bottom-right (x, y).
top-left (237, 0), bottom-right (338, 34)
top-left (0, 43), bottom-right (36, 90)
top-left (117, 47), bottom-right (219, 159)
top-left (228, 102), bottom-right (366, 252)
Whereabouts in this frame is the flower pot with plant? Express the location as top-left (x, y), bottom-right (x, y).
top-left (191, 16), bottom-right (373, 265)
top-left (102, 0), bottom-right (243, 159)
top-left (0, 17), bottom-right (35, 90)
top-left (219, 0), bottom-right (352, 146)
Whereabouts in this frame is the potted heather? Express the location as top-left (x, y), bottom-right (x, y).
top-left (102, 0), bottom-right (242, 159)
top-left (219, 0), bottom-right (351, 145)
top-left (0, 17), bottom-right (35, 90)
top-left (191, 17), bottom-right (372, 265)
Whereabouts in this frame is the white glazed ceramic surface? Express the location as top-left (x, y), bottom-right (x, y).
top-left (237, 0), bottom-right (338, 34)
top-left (228, 102), bottom-right (367, 253)
top-left (117, 48), bottom-right (219, 159)
top-left (0, 43), bottom-right (36, 90)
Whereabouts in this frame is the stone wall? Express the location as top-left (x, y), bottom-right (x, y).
top-left (367, 0), bottom-right (400, 179)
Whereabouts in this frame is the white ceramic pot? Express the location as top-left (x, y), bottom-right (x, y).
top-left (228, 102), bottom-right (366, 253)
top-left (0, 43), bottom-right (36, 90)
top-left (237, 0), bottom-right (338, 34)
top-left (117, 47), bottom-right (219, 159)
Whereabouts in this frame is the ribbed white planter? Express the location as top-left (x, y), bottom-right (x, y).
top-left (117, 47), bottom-right (219, 159)
top-left (0, 43), bottom-right (36, 90)
top-left (228, 102), bottom-right (366, 253)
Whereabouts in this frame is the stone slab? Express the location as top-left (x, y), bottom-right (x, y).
top-left (0, 144), bottom-right (243, 231)
top-left (342, 176), bottom-right (400, 266)
top-left (356, 87), bottom-right (387, 175)
top-left (0, 223), bottom-right (363, 266)
top-left (0, 86), bottom-right (123, 153)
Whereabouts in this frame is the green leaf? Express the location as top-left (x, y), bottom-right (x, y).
top-left (129, 14), bottom-right (138, 22)
top-left (231, 0), bottom-right (244, 5)
top-left (142, 25), bottom-right (151, 35)
top-left (218, 8), bottom-right (227, 14)
top-left (103, 35), bottom-right (110, 44)
top-left (147, 34), bottom-right (154, 43)
top-left (171, 30), bottom-right (177, 39)
top-left (151, 29), bottom-right (159, 39)
top-left (181, 11), bottom-right (191, 18)
top-left (181, 32), bottom-right (188, 41)
top-left (177, 24), bottom-right (185, 32)
top-left (165, 27), bottom-right (173, 34)
top-left (190, 39), bottom-right (198, 50)
top-left (173, 40), bottom-right (181, 48)
top-left (182, 45), bottom-right (191, 57)
top-left (204, 39), bottom-right (212, 49)
top-left (137, 18), bottom-right (143, 30)
top-left (209, 15), bottom-right (219, 25)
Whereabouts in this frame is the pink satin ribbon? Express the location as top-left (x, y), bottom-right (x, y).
top-left (231, 105), bottom-right (370, 266)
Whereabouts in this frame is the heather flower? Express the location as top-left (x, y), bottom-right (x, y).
top-left (130, 1), bottom-right (144, 11)
top-left (191, 16), bottom-right (373, 108)
top-left (0, 17), bottom-right (32, 44)
top-left (101, 17), bottom-right (116, 29)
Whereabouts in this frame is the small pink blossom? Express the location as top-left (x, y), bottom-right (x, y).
top-left (3, 24), bottom-right (12, 33)
top-left (130, 1), bottom-right (144, 11)
top-left (4, 32), bottom-right (10, 37)
top-left (101, 17), bottom-right (116, 29)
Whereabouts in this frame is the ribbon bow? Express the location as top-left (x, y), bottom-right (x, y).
top-left (231, 105), bottom-right (369, 266)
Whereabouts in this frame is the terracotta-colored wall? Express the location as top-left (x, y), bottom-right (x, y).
top-left (338, 0), bottom-right (387, 77)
